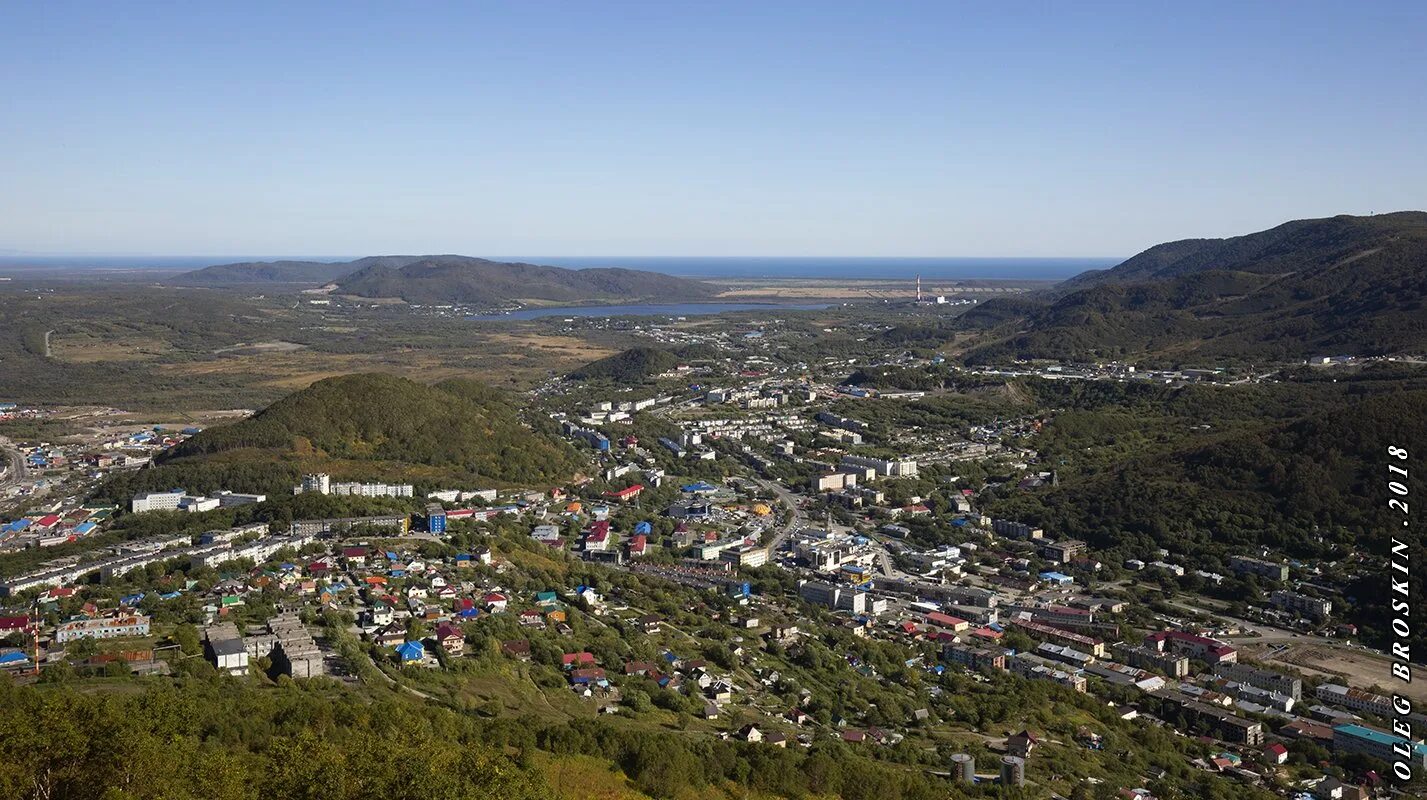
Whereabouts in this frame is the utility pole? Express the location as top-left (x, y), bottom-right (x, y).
top-left (30, 604), bottom-right (40, 676)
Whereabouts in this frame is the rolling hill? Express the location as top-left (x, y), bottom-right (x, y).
top-left (170, 254), bottom-right (716, 306)
top-left (964, 211), bottom-right (1427, 363)
top-left (168, 256), bottom-right (429, 286)
top-left (157, 373), bottom-right (582, 485)
top-left (333, 255), bottom-right (715, 305)
top-left (567, 347), bottom-right (682, 382)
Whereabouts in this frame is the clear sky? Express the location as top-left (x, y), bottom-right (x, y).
top-left (3, 2), bottom-right (1424, 258)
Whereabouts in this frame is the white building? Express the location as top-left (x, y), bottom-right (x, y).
top-left (55, 614), bottom-right (151, 643)
top-left (130, 491), bottom-right (185, 513)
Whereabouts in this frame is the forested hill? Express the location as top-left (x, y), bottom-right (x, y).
top-left (568, 346), bottom-right (682, 382)
top-left (963, 211), bottom-right (1427, 363)
top-left (170, 254), bottom-right (717, 305)
top-left (168, 255), bottom-right (430, 286)
top-left (0, 679), bottom-right (545, 800)
top-left (334, 255), bottom-right (716, 305)
top-left (160, 373), bottom-right (582, 485)
top-left (985, 387), bottom-right (1427, 654)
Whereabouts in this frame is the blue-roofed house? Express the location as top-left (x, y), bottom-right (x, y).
top-left (634, 521), bottom-right (653, 535)
top-left (396, 640), bottom-right (425, 664)
top-left (73, 522), bottom-right (97, 535)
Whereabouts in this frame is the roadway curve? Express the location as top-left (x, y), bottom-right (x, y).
top-left (0, 437), bottom-right (26, 492)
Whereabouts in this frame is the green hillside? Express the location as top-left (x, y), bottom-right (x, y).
top-left (965, 211), bottom-right (1427, 363)
top-left (336, 256), bottom-right (715, 306)
top-left (0, 678), bottom-right (543, 800)
top-left (985, 387), bottom-right (1427, 653)
top-left (567, 347), bottom-right (682, 382)
top-left (162, 373), bottom-right (582, 485)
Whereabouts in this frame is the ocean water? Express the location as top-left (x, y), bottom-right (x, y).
top-left (0, 255), bottom-right (1117, 280)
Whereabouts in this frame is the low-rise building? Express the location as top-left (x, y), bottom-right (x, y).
top-left (1271, 590), bottom-right (1332, 620)
top-left (1228, 555), bottom-right (1289, 582)
top-left (56, 614), bottom-right (151, 643)
top-left (1315, 683), bottom-right (1393, 718)
top-left (1214, 661), bottom-right (1302, 700)
top-left (1332, 724), bottom-right (1427, 768)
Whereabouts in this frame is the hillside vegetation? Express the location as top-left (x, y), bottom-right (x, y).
top-left (335, 256), bottom-right (715, 306)
top-left (568, 347), bottom-right (682, 382)
top-left (0, 678), bottom-right (544, 800)
top-left (168, 255), bottom-right (431, 286)
top-left (986, 386), bottom-right (1427, 653)
top-left (965, 211), bottom-right (1427, 363)
top-left (161, 373), bottom-right (582, 485)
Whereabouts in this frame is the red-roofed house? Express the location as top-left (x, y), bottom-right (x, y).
top-left (434, 623), bottom-right (465, 655)
top-left (561, 651), bottom-right (596, 668)
top-left (0, 615), bottom-right (31, 633)
top-left (1264, 742), bottom-right (1288, 764)
top-left (604, 484), bottom-right (644, 503)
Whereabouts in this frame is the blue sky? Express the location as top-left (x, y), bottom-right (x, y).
top-left (3, 2), bottom-right (1424, 257)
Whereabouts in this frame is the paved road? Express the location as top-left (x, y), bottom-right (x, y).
top-left (0, 437), bottom-right (26, 492)
top-left (757, 479), bottom-right (805, 554)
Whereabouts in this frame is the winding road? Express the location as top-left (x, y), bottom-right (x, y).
top-left (0, 436), bottom-right (27, 493)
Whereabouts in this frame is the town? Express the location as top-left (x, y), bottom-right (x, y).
top-left (2, 337), bottom-right (1422, 800)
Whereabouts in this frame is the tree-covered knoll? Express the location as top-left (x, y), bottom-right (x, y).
top-left (566, 345), bottom-right (719, 383)
top-left (0, 677), bottom-right (543, 800)
top-left (161, 373), bottom-right (583, 485)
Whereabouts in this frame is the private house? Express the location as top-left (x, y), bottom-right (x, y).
top-left (396, 640), bottom-right (425, 665)
top-left (1007, 730), bottom-right (1040, 758)
top-left (434, 623), bottom-right (464, 655)
top-left (562, 651), bottom-right (596, 669)
top-left (374, 623), bottom-right (406, 647)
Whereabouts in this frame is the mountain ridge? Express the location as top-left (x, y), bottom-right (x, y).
top-left (964, 211), bottom-right (1427, 363)
top-left (334, 255), bottom-right (715, 305)
top-left (169, 254), bottom-right (716, 306)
